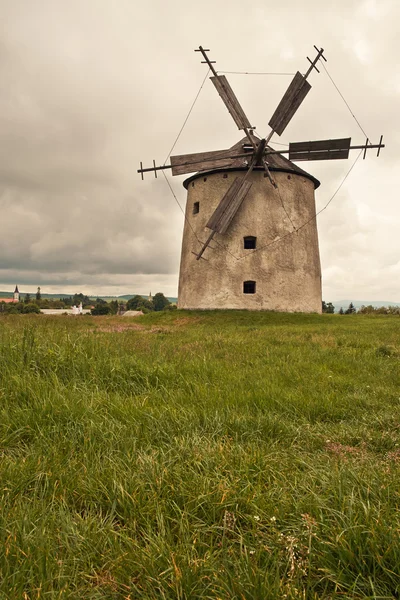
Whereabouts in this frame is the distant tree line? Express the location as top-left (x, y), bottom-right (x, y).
top-left (60, 293), bottom-right (92, 307)
top-left (0, 302), bottom-right (41, 314)
top-left (91, 292), bottom-right (175, 315)
top-left (323, 301), bottom-right (400, 315)
top-left (355, 304), bottom-right (400, 315)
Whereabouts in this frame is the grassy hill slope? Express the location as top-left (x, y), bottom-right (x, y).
top-left (0, 311), bottom-right (399, 598)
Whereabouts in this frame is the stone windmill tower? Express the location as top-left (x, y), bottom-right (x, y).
top-left (139, 46), bottom-right (384, 313)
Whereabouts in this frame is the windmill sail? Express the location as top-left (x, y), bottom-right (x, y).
top-left (289, 138), bottom-right (351, 161)
top-left (206, 177), bottom-right (253, 234)
top-left (268, 72), bottom-right (311, 136)
top-left (170, 148), bottom-right (234, 176)
top-left (211, 75), bottom-right (252, 130)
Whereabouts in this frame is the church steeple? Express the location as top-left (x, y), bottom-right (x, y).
top-left (13, 286), bottom-right (19, 302)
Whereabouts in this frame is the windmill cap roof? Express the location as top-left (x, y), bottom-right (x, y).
top-left (183, 136), bottom-right (320, 189)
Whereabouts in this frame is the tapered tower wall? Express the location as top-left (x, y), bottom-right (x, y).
top-left (178, 168), bottom-right (321, 313)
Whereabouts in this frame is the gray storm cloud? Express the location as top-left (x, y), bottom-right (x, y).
top-left (0, 0), bottom-right (398, 300)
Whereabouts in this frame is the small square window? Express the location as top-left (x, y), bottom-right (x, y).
top-left (193, 202), bottom-right (200, 215)
top-left (244, 236), bottom-right (256, 249)
top-left (243, 280), bottom-right (256, 294)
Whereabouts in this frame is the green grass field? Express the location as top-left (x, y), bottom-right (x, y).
top-left (0, 311), bottom-right (399, 599)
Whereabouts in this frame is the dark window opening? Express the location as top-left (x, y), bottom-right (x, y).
top-left (243, 280), bottom-right (256, 294)
top-left (244, 236), bottom-right (257, 249)
top-left (193, 201), bottom-right (200, 215)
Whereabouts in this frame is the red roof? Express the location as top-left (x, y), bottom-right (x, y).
top-left (0, 298), bottom-right (17, 303)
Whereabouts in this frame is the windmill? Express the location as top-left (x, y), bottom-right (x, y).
top-left (138, 46), bottom-right (384, 312)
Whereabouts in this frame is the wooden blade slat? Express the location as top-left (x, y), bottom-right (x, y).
top-left (171, 149), bottom-right (233, 176)
top-left (290, 149), bottom-right (350, 161)
top-left (289, 138), bottom-right (351, 153)
top-left (206, 178), bottom-right (253, 234)
top-left (268, 72), bottom-right (311, 136)
top-left (211, 75), bottom-right (252, 131)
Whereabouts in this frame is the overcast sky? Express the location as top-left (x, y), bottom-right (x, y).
top-left (0, 0), bottom-right (398, 301)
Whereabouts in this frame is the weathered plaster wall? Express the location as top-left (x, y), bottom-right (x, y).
top-left (178, 169), bottom-right (322, 313)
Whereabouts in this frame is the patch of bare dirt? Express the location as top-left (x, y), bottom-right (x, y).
top-left (173, 317), bottom-right (202, 327)
top-left (325, 441), bottom-right (367, 460)
top-left (386, 449), bottom-right (400, 463)
top-left (95, 323), bottom-right (145, 333)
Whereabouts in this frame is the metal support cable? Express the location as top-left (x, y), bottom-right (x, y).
top-left (275, 183), bottom-right (296, 230)
top-left (163, 69), bottom-right (210, 165)
top-left (217, 71), bottom-right (297, 76)
top-left (161, 70), bottom-right (213, 252)
top-left (321, 62), bottom-right (369, 140)
top-left (161, 171), bottom-right (203, 247)
top-left (162, 172), bottom-right (225, 263)
top-left (162, 172), bottom-right (236, 268)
